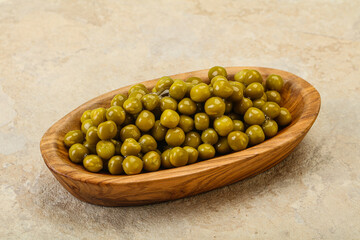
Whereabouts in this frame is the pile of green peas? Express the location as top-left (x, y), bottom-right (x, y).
top-left (63, 66), bottom-right (292, 175)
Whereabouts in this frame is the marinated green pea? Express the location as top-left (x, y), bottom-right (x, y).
top-left (244, 107), bottom-right (265, 125)
top-left (266, 74), bottom-right (284, 92)
top-left (111, 93), bottom-right (127, 107)
top-left (64, 130), bottom-right (84, 147)
top-left (215, 137), bottom-right (231, 155)
top-left (96, 140), bottom-right (115, 160)
top-left (210, 75), bottom-right (227, 86)
top-left (245, 82), bottom-right (264, 100)
top-left (111, 139), bottom-right (122, 155)
top-left (135, 110), bottom-right (155, 132)
top-left (83, 155), bottom-right (103, 173)
top-left (169, 147), bottom-right (188, 167)
top-left (266, 90), bottom-right (281, 104)
top-left (253, 99), bottom-right (266, 109)
top-left (185, 82), bottom-right (195, 96)
top-left (81, 110), bottom-right (92, 123)
top-left (169, 79), bottom-right (187, 100)
top-left (246, 125), bottom-right (265, 146)
top-left (261, 102), bottom-right (281, 119)
top-left (229, 81), bottom-right (245, 102)
top-left (183, 146), bottom-right (198, 164)
top-left (178, 115), bottom-right (194, 133)
top-left (97, 120), bottom-right (117, 140)
top-left (185, 76), bottom-right (202, 85)
top-left (198, 144), bottom-right (216, 160)
top-left (123, 156), bottom-right (143, 175)
top-left (81, 119), bottom-right (94, 134)
top-left (183, 131), bottom-right (202, 148)
top-left (160, 96), bottom-right (178, 111)
top-left (201, 128), bottom-right (218, 145)
top-left (204, 97), bottom-right (226, 117)
top-left (161, 149), bottom-right (173, 169)
top-left (194, 112), bottom-right (210, 131)
top-left (234, 98), bottom-right (253, 115)
top-left (108, 156), bottom-right (124, 175)
top-left (120, 124), bottom-right (141, 141)
top-left (68, 143), bottom-right (88, 163)
top-left (178, 98), bottom-right (197, 115)
top-left (234, 69), bottom-right (263, 86)
top-left (123, 97), bottom-right (143, 115)
top-left (233, 120), bottom-right (245, 132)
top-left (86, 126), bottom-right (100, 144)
top-left (275, 107), bottom-right (292, 126)
top-left (151, 120), bottom-right (168, 141)
top-left (143, 151), bottom-right (161, 172)
top-left (91, 108), bottom-right (107, 126)
top-left (156, 76), bottom-right (174, 93)
top-left (138, 135), bottom-right (157, 153)
top-left (121, 138), bottom-right (141, 156)
top-left (106, 106), bottom-right (126, 125)
top-left (262, 120), bottom-right (278, 138)
top-left (160, 109), bottom-right (180, 128)
top-left (141, 93), bottom-right (160, 111)
top-left (208, 66), bottom-right (227, 80)
top-left (214, 116), bottom-right (234, 136)
top-left (128, 91), bottom-right (145, 100)
top-left (227, 131), bottom-right (249, 151)
top-left (83, 141), bottom-right (96, 154)
top-left (165, 127), bottom-right (185, 146)
top-left (128, 84), bottom-right (148, 95)
top-left (190, 83), bottom-right (211, 102)
top-left (213, 79), bottom-right (233, 98)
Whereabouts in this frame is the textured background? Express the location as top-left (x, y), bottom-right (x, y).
top-left (1, 0), bottom-right (359, 239)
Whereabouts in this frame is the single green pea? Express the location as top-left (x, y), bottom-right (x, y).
top-left (266, 90), bottom-right (281, 104)
top-left (143, 151), bottom-right (161, 172)
top-left (198, 144), bottom-right (216, 160)
top-left (86, 126), bottom-right (100, 144)
top-left (253, 99), bottom-right (266, 109)
top-left (183, 131), bottom-right (202, 149)
top-left (234, 69), bottom-right (263, 86)
top-left (204, 97), bottom-right (226, 117)
top-left (214, 116), bottom-right (234, 136)
top-left (246, 125), bottom-right (265, 146)
top-left (106, 106), bottom-right (126, 125)
top-left (245, 82), bottom-right (265, 100)
top-left (194, 113), bottom-right (210, 131)
top-left (81, 110), bottom-right (92, 123)
top-left (165, 127), bottom-right (185, 147)
top-left (123, 156), bottom-right (143, 175)
top-left (128, 84), bottom-right (148, 95)
top-left (83, 155), bottom-right (103, 173)
top-left (68, 143), bottom-right (88, 163)
top-left (120, 138), bottom-right (141, 156)
top-left (190, 83), bottom-right (211, 102)
top-left (160, 96), bottom-right (178, 111)
top-left (275, 107), bottom-right (292, 126)
top-left (262, 120), bottom-right (278, 138)
top-left (213, 79), bottom-right (233, 98)
top-left (227, 131), bottom-right (249, 151)
top-left (81, 119), bottom-right (95, 134)
top-left (135, 110), bottom-right (155, 132)
top-left (228, 81), bottom-right (245, 102)
top-left (156, 76), bottom-right (174, 93)
top-left (96, 140), bottom-right (115, 160)
top-left (97, 120), bottom-right (117, 140)
top-left (178, 115), bottom-right (194, 133)
top-left (64, 130), bottom-right (84, 147)
top-left (108, 156), bottom-right (124, 175)
top-left (111, 93), bottom-right (127, 107)
top-left (178, 98), bottom-right (197, 115)
top-left (120, 124), bottom-right (141, 141)
top-left (208, 66), bottom-right (227, 80)
top-left (83, 141), bottom-right (96, 154)
top-left (123, 97), bottom-right (143, 115)
top-left (261, 102), bottom-right (281, 119)
top-left (170, 147), bottom-right (189, 167)
top-left (160, 109), bottom-right (180, 128)
top-left (151, 120), bottom-right (168, 141)
top-left (141, 93), bottom-right (160, 111)
top-left (244, 107), bottom-right (265, 125)
top-left (215, 137), bottom-right (231, 155)
top-left (128, 91), bottom-right (144, 100)
top-left (185, 76), bottom-right (202, 85)
top-left (169, 79), bottom-right (187, 100)
top-left (138, 135), bottom-right (157, 153)
top-left (91, 107), bottom-right (107, 126)
top-left (201, 128), bottom-right (219, 145)
top-left (161, 149), bottom-right (173, 169)
top-left (234, 98), bottom-right (253, 115)
top-left (266, 74), bottom-right (284, 92)
top-left (233, 120), bottom-right (245, 132)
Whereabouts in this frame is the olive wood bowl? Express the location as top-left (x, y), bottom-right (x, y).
top-left (40, 67), bottom-right (321, 206)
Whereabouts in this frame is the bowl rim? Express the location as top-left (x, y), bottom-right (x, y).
top-left (40, 66), bottom-right (321, 185)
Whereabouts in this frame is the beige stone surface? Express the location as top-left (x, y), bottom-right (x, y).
top-left (0, 0), bottom-right (359, 239)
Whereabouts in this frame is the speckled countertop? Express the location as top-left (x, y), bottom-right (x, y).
top-left (1, 0), bottom-right (359, 239)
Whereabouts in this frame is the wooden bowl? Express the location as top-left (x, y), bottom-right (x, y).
top-left (40, 67), bottom-right (321, 206)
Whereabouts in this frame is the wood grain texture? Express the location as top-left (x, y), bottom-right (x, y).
top-left (40, 67), bottom-right (321, 206)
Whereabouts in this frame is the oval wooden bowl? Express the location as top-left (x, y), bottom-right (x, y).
top-left (40, 67), bottom-right (321, 206)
